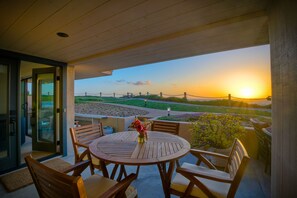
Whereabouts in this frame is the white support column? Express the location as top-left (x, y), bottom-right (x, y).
top-left (62, 65), bottom-right (75, 155)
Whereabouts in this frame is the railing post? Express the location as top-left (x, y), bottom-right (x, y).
top-left (160, 92), bottom-right (163, 98)
top-left (184, 92), bottom-right (187, 100)
top-left (139, 92), bottom-right (141, 96)
top-left (100, 92), bottom-right (102, 97)
top-left (228, 94), bottom-right (231, 106)
top-left (147, 92), bottom-right (149, 96)
top-left (113, 93), bottom-right (115, 98)
top-left (127, 92), bottom-right (129, 98)
top-left (85, 92), bottom-right (87, 96)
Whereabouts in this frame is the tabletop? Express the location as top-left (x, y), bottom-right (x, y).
top-left (89, 131), bottom-right (191, 165)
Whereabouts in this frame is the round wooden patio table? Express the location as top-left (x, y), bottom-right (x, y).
top-left (89, 131), bottom-right (190, 197)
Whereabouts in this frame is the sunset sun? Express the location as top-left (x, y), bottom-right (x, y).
top-left (240, 87), bottom-right (254, 98)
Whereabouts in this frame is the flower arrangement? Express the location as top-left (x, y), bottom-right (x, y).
top-left (130, 118), bottom-right (150, 142)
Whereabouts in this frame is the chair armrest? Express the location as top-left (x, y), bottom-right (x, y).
top-left (176, 167), bottom-right (232, 183)
top-left (99, 173), bottom-right (137, 198)
top-left (190, 149), bottom-right (229, 159)
top-left (75, 142), bottom-right (88, 148)
top-left (63, 160), bottom-right (90, 176)
top-left (77, 148), bottom-right (91, 162)
top-left (190, 149), bottom-right (229, 169)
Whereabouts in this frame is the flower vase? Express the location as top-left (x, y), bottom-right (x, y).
top-left (138, 135), bottom-right (146, 143)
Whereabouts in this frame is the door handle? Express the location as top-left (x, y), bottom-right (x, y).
top-left (22, 102), bottom-right (28, 111)
top-left (31, 108), bottom-right (36, 126)
top-left (9, 120), bottom-right (16, 136)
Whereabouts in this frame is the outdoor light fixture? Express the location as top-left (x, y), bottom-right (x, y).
top-left (144, 99), bottom-right (147, 107)
top-left (167, 107), bottom-right (171, 116)
top-left (56, 32), bottom-right (69, 38)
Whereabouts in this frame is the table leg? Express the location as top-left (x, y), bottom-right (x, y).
top-left (100, 160), bottom-right (109, 178)
top-left (117, 164), bottom-right (127, 181)
top-left (136, 165), bottom-right (140, 179)
top-left (157, 160), bottom-right (175, 198)
top-left (110, 164), bottom-right (119, 180)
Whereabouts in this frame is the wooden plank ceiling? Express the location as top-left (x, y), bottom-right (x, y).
top-left (0, 0), bottom-right (269, 79)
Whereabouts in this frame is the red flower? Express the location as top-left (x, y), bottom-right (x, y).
top-left (136, 124), bottom-right (144, 132)
top-left (130, 118), bottom-right (150, 138)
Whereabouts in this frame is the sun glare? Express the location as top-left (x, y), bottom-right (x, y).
top-left (240, 87), bottom-right (254, 98)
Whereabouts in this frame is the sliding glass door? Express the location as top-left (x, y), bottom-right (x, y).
top-left (0, 58), bottom-right (18, 172)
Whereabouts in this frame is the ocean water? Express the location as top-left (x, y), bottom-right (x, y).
top-left (42, 101), bottom-right (54, 108)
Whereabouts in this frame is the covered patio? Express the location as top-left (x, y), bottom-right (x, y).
top-left (0, 0), bottom-right (297, 197)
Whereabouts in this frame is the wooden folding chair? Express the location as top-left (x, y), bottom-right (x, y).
top-left (70, 123), bottom-right (105, 175)
top-left (170, 138), bottom-right (250, 197)
top-left (70, 123), bottom-right (125, 179)
top-left (250, 118), bottom-right (271, 173)
top-left (25, 156), bottom-right (137, 198)
top-left (151, 120), bottom-right (181, 167)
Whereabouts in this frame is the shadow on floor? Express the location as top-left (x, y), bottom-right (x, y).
top-left (0, 153), bottom-right (270, 198)
top-left (117, 154), bottom-right (271, 198)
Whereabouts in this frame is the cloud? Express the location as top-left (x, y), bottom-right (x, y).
top-left (128, 80), bottom-right (151, 86)
top-left (116, 79), bottom-right (126, 83)
top-left (115, 79), bottom-right (151, 86)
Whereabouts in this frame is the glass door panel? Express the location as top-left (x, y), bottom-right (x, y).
top-left (27, 79), bottom-right (32, 137)
top-left (0, 64), bottom-right (8, 159)
top-left (0, 58), bottom-right (18, 173)
top-left (32, 68), bottom-right (58, 152)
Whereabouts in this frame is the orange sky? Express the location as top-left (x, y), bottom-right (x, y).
top-left (76, 45), bottom-right (271, 99)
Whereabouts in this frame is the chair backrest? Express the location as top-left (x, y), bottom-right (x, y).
top-left (25, 156), bottom-right (87, 198)
top-left (70, 123), bottom-right (104, 161)
top-left (227, 139), bottom-right (250, 197)
top-left (250, 118), bottom-right (270, 133)
top-left (151, 120), bottom-right (180, 135)
top-left (250, 118), bottom-right (270, 149)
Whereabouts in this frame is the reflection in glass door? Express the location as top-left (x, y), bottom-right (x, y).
top-left (0, 59), bottom-right (18, 173)
top-left (32, 68), bottom-right (59, 153)
top-left (38, 73), bottom-right (54, 143)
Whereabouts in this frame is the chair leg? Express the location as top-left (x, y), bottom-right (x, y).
top-left (176, 160), bottom-right (180, 168)
top-left (123, 165), bottom-right (128, 177)
top-left (90, 165), bottom-right (95, 175)
top-left (265, 150), bottom-right (271, 175)
top-left (84, 159), bottom-right (94, 175)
